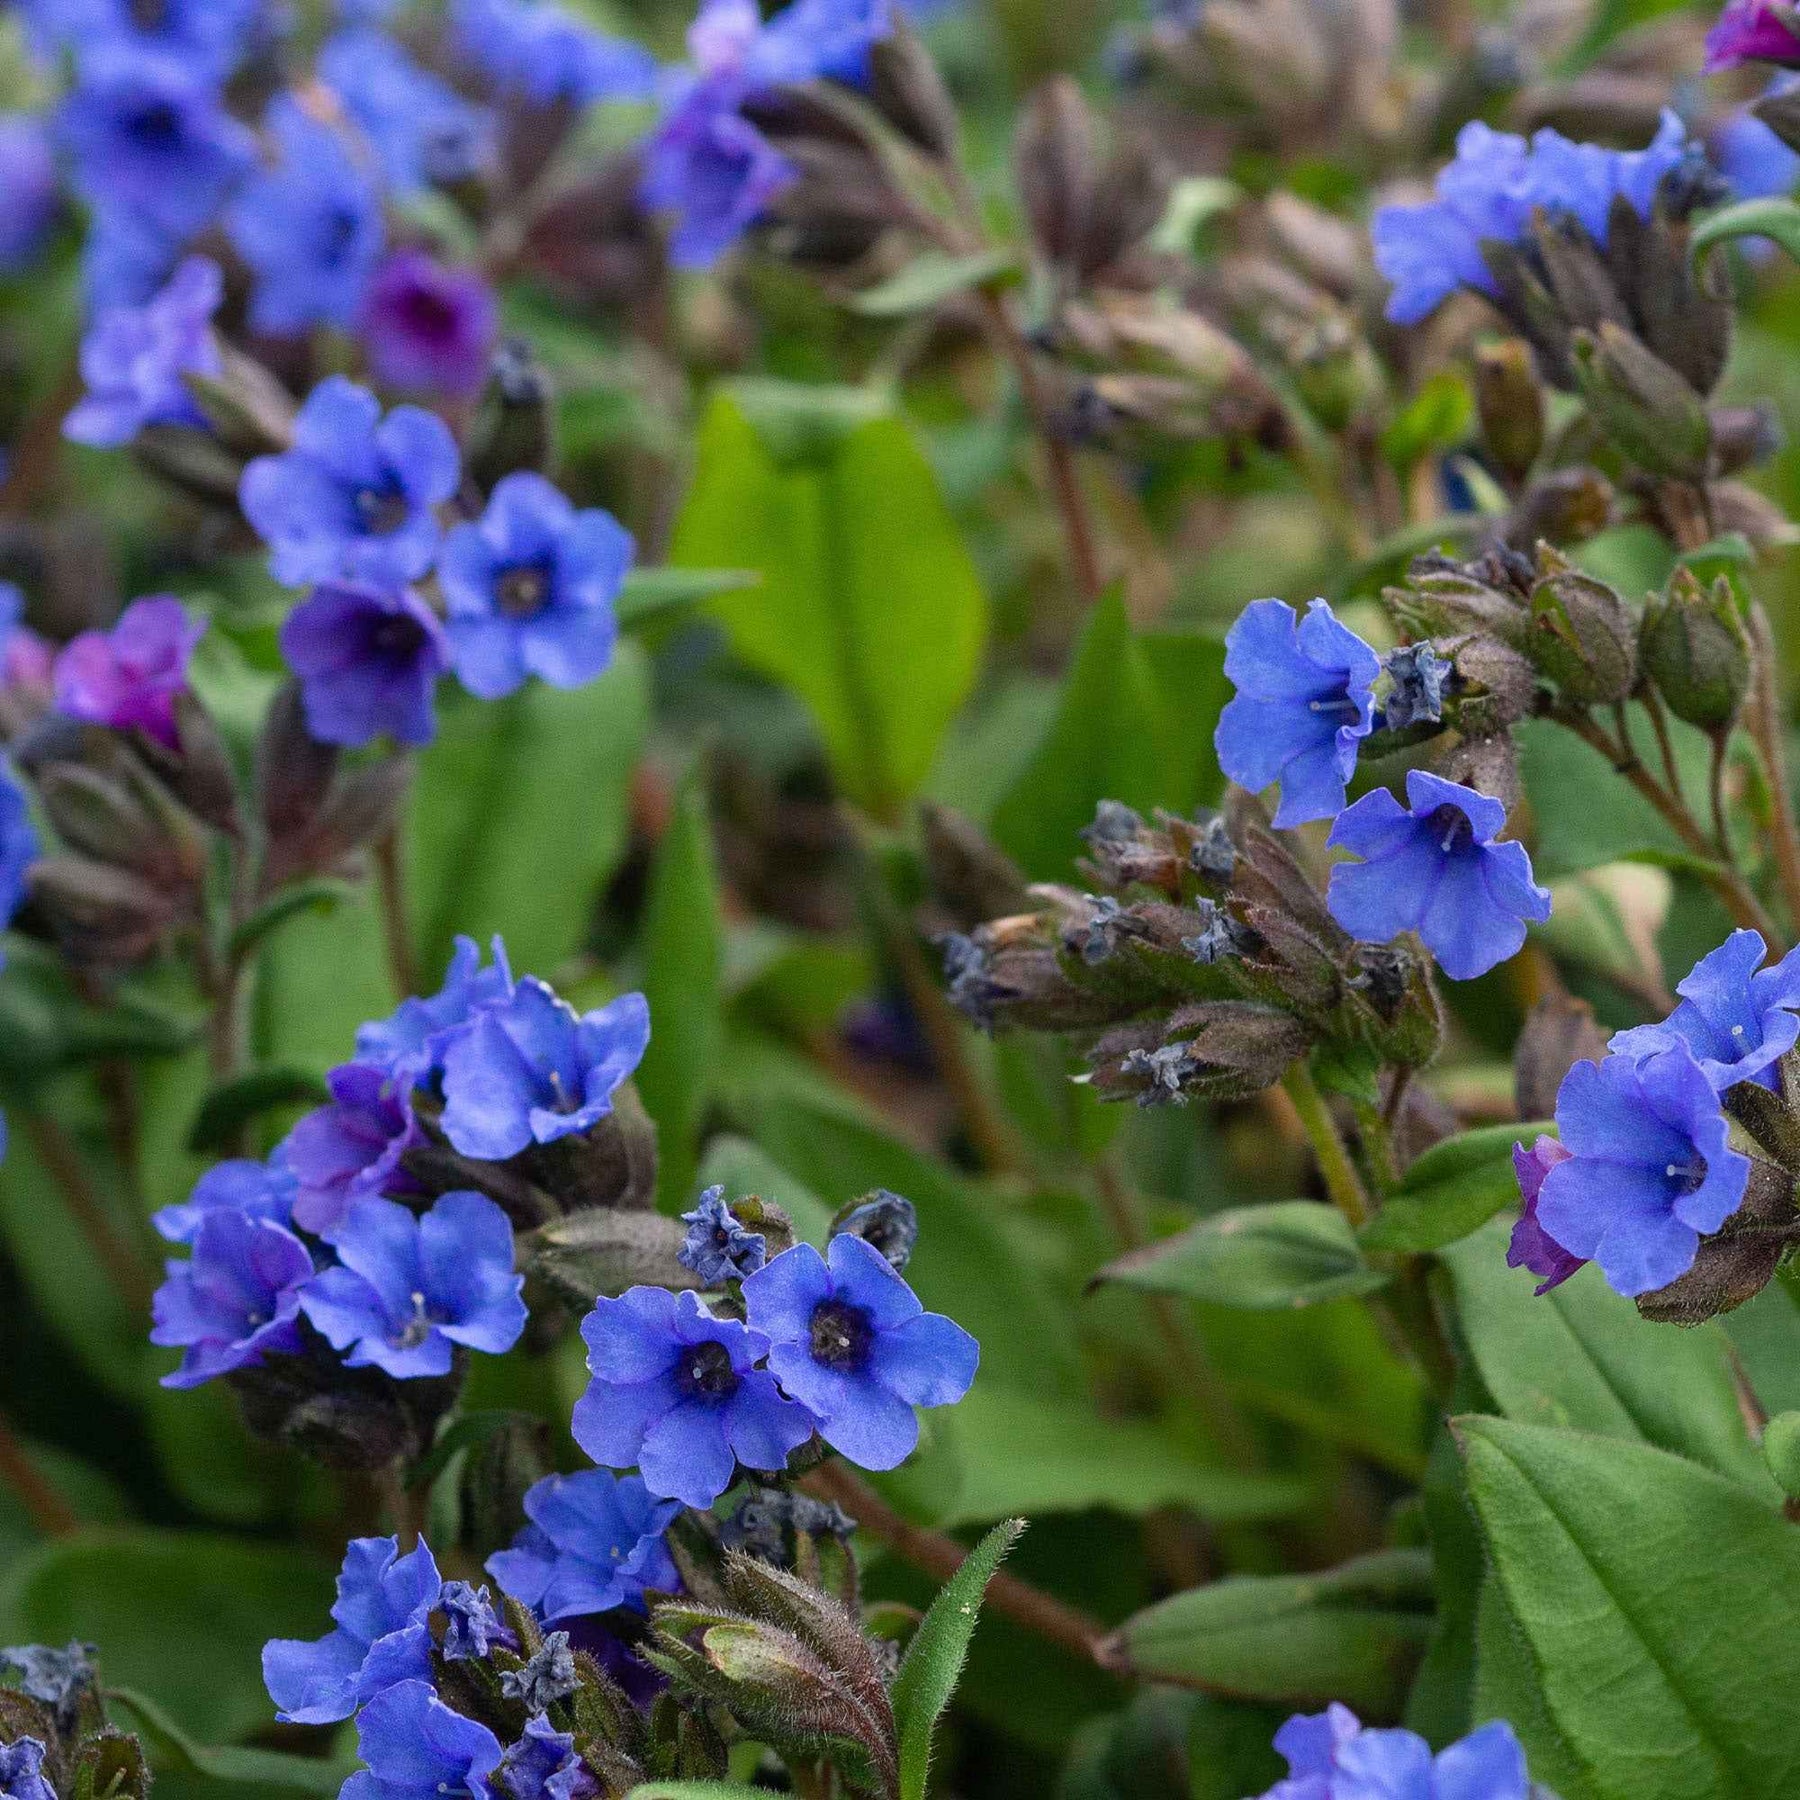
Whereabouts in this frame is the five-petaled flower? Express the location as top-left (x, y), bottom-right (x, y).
top-left (279, 583), bottom-right (451, 750)
top-left (1252, 1704), bottom-right (1533, 1800)
top-left (486, 1468), bottom-right (680, 1620)
top-left (150, 1210), bottom-right (314, 1389)
top-left (283, 1063), bottom-right (423, 1239)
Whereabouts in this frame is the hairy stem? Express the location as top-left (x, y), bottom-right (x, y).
top-left (1746, 603), bottom-right (1800, 935)
top-left (1282, 1061), bottom-right (1370, 1229)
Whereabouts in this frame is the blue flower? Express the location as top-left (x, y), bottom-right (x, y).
top-left (439, 1582), bottom-right (510, 1662)
top-left (1253, 1704), bottom-right (1532, 1799)
top-left (685, 0), bottom-right (890, 89)
top-left (283, 1063), bottom-right (423, 1238)
top-left (153, 1149), bottom-right (297, 1245)
top-left (639, 88), bottom-right (797, 269)
top-left (63, 256), bottom-right (222, 450)
top-left (300, 1191), bottom-right (527, 1379)
top-left (0, 118), bottom-right (60, 276)
top-left (19, 0), bottom-right (266, 78)
top-left (243, 378), bottom-right (459, 590)
top-left (0, 767), bottom-right (39, 931)
top-left (498, 1716), bottom-right (594, 1800)
top-left (439, 473), bottom-right (633, 700)
top-left (149, 1210), bottom-right (314, 1389)
top-left (1326, 770), bottom-right (1552, 982)
top-left (835, 1189), bottom-right (917, 1270)
top-left (1379, 642), bottom-right (1451, 732)
top-left (342, 1679), bottom-right (503, 1800)
top-left (359, 251), bottom-right (499, 400)
top-left (1214, 598), bottom-right (1380, 828)
top-left (451, 0), bottom-right (661, 107)
top-left (356, 935), bottom-right (514, 1090)
top-left (319, 28), bottom-right (496, 195)
top-left (678, 1186), bottom-right (768, 1284)
top-left (1612, 928), bottom-right (1800, 1093)
top-left (742, 1234), bottom-right (978, 1471)
top-left (81, 205), bottom-right (184, 316)
top-left (227, 100), bottom-right (386, 338)
top-left (571, 1287), bottom-right (813, 1507)
top-left (279, 584), bottom-right (450, 751)
top-left (1537, 1044), bottom-right (1752, 1297)
top-left (264, 1536), bottom-right (441, 1725)
top-left (439, 981), bottom-right (650, 1161)
top-left (57, 47), bottom-right (254, 244)
top-left (486, 1469), bottom-right (680, 1620)
top-left (0, 1738), bottom-right (56, 1800)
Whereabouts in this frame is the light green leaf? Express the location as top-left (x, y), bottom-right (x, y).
top-left (107, 1686), bottom-right (349, 1795)
top-left (1692, 196), bottom-right (1800, 265)
top-left (1443, 1220), bottom-right (1773, 1492)
top-left (634, 764), bottom-right (724, 1208)
top-left (1100, 1549), bottom-right (1435, 1717)
top-left (1359, 1123), bottom-right (1554, 1254)
top-left (1098, 1201), bottom-right (1388, 1310)
top-left (892, 1519), bottom-right (1025, 1800)
top-left (1461, 1416), bottom-right (1800, 1800)
top-left (1380, 370), bottom-right (1474, 470)
top-left (851, 249), bottom-right (1020, 317)
top-left (616, 565), bottom-right (760, 628)
top-left (671, 396), bottom-right (988, 819)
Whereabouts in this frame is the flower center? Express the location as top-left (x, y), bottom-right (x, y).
top-left (1307, 691), bottom-right (1362, 723)
top-left (397, 1289), bottom-right (435, 1350)
top-left (126, 100), bottom-right (183, 151)
top-left (128, 0), bottom-right (169, 28)
top-left (366, 613), bottom-right (427, 661)
top-left (1663, 1156), bottom-right (1708, 1196)
top-left (1426, 804), bottom-right (1475, 855)
top-left (676, 1339), bottom-right (740, 1401)
top-left (497, 563), bottom-right (552, 620)
top-left (808, 1300), bottom-right (874, 1373)
top-left (353, 483), bottom-right (411, 537)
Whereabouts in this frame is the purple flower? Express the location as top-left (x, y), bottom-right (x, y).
top-left (355, 934), bottom-right (514, 1090)
top-left (498, 1716), bottom-right (594, 1800)
top-left (57, 46), bottom-right (254, 243)
top-left (227, 99), bottom-right (386, 338)
top-left (1326, 771), bottom-right (1552, 983)
top-left (279, 584), bottom-right (450, 750)
top-left (678, 1185), bottom-right (767, 1284)
top-left (241, 377), bottom-right (458, 589)
top-left (486, 1469), bottom-right (680, 1620)
top-left (1610, 928), bottom-right (1800, 1093)
top-left (342, 1679), bottom-right (503, 1800)
top-left (571, 1287), bottom-right (813, 1507)
top-left (52, 594), bottom-right (204, 749)
top-left (439, 473), bottom-right (632, 700)
top-left (438, 981), bottom-right (650, 1161)
top-left (451, 0), bottom-right (661, 107)
top-left (1537, 1045), bottom-right (1752, 1298)
top-left (742, 1234), bottom-right (977, 1471)
top-left (1214, 598), bottom-right (1380, 828)
top-left (0, 1739), bottom-right (56, 1800)
top-left (1708, 0), bottom-right (1800, 68)
top-left (319, 29), bottom-right (496, 195)
top-left (640, 90), bottom-right (797, 269)
top-left (153, 1150), bottom-right (298, 1245)
top-left (64, 256), bottom-right (222, 450)
top-left (0, 589), bottom-right (52, 693)
top-left (300, 1191), bottom-right (527, 1379)
top-left (149, 1210), bottom-right (313, 1389)
top-left (1506, 1135), bottom-right (1584, 1295)
top-left (1254, 1704), bottom-right (1532, 1799)
top-left (284, 1063), bottom-right (422, 1238)
top-left (359, 251), bottom-right (499, 399)
top-left (439, 1581), bottom-right (510, 1661)
top-left (0, 117), bottom-right (60, 276)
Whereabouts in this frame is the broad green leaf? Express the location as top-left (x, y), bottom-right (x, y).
top-left (1692, 196), bottom-right (1800, 265)
top-left (185, 1065), bottom-right (328, 1156)
top-left (991, 593), bottom-right (1194, 881)
top-left (671, 396), bottom-right (988, 820)
top-left (107, 1687), bottom-right (349, 1795)
top-left (851, 248), bottom-right (1020, 317)
top-left (252, 886), bottom-right (395, 1073)
top-left (1360, 1123), bottom-right (1554, 1254)
top-left (1461, 1416), bottom-right (1800, 1799)
top-left (892, 1519), bottom-right (1024, 1800)
top-left (1443, 1220), bottom-right (1772, 1492)
top-left (408, 646), bottom-right (650, 979)
top-left (1471, 1576), bottom-right (1600, 1800)
top-left (635, 765), bottom-right (724, 1209)
top-left (616, 565), bottom-right (759, 628)
top-left (1139, 629), bottom-right (1229, 809)
top-left (0, 1528), bottom-right (332, 1741)
top-left (1098, 1201), bottom-right (1388, 1311)
top-left (1101, 1548), bottom-right (1434, 1717)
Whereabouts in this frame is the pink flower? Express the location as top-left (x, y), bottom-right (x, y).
top-left (53, 595), bottom-right (205, 748)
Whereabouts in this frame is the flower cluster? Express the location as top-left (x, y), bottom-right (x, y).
top-left (1252, 1704), bottom-right (1535, 1799)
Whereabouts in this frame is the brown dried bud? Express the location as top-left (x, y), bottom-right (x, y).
top-left (1473, 338), bottom-right (1545, 484)
top-left (1514, 994), bottom-right (1609, 1122)
top-left (1015, 78), bottom-right (1100, 279)
top-left (257, 679), bottom-right (340, 842)
top-left (1090, 1001), bottom-right (1309, 1105)
top-left (130, 424), bottom-right (248, 509)
top-left (920, 803), bottom-right (1031, 929)
top-left (1500, 466), bottom-right (1614, 553)
top-left (1635, 1155), bottom-right (1799, 1323)
top-left (867, 23), bottom-right (959, 160)
top-left (29, 855), bottom-right (183, 966)
top-left (1569, 321), bottom-right (1711, 481)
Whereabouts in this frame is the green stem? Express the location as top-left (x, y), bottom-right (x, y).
top-left (1282, 1062), bottom-right (1370, 1229)
top-left (373, 826), bottom-right (419, 1000)
top-left (1745, 602), bottom-right (1800, 936)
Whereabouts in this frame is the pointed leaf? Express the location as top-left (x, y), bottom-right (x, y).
top-left (851, 249), bottom-right (1021, 317)
top-left (106, 1686), bottom-right (350, 1795)
top-left (1360, 1123), bottom-right (1555, 1254)
top-left (1691, 196), bottom-right (1800, 265)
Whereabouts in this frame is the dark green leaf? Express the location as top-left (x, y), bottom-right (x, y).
top-left (106, 1687), bottom-right (349, 1795)
top-left (185, 1065), bottom-right (329, 1155)
top-left (1359, 1123), bottom-right (1553, 1254)
top-left (1101, 1549), bottom-right (1435, 1717)
top-left (1461, 1416), bottom-right (1800, 1799)
top-left (405, 1409), bottom-right (536, 1493)
top-left (1471, 1576), bottom-right (1600, 1800)
top-left (892, 1519), bottom-right (1025, 1800)
top-left (1692, 196), bottom-right (1800, 265)
top-left (1098, 1201), bottom-right (1388, 1311)
top-left (851, 249), bottom-right (1021, 318)
top-left (226, 880), bottom-right (355, 962)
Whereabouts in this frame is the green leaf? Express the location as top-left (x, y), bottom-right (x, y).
top-left (991, 591), bottom-right (1190, 881)
top-left (106, 1687), bottom-right (349, 1795)
top-left (635, 764), bottom-right (724, 1209)
top-left (185, 1065), bottom-right (328, 1155)
top-left (1380, 370), bottom-right (1474, 470)
top-left (1692, 196), bottom-right (1800, 265)
top-left (1359, 1123), bottom-right (1554, 1254)
top-left (1100, 1548), bottom-right (1435, 1717)
top-left (1471, 1576), bottom-right (1600, 1800)
top-left (1096, 1201), bottom-right (1388, 1311)
top-left (626, 1786), bottom-right (775, 1800)
top-left (225, 879), bottom-right (356, 963)
top-left (671, 396), bottom-right (988, 819)
top-left (851, 248), bottom-right (1020, 317)
top-left (1460, 1416), bottom-right (1800, 1799)
top-left (408, 645), bottom-right (650, 980)
top-left (1443, 1220), bottom-right (1773, 1492)
top-left (0, 1529), bottom-right (333, 1741)
top-left (892, 1519), bottom-right (1025, 1800)
top-left (616, 565), bottom-right (760, 628)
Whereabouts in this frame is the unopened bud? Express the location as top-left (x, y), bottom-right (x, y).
top-left (920, 804), bottom-right (1031, 926)
top-left (185, 346), bottom-right (296, 457)
top-left (460, 1415), bottom-right (555, 1558)
top-left (257, 680), bottom-right (340, 842)
top-left (1513, 994), bottom-right (1608, 1121)
top-left (1502, 466), bottom-right (1614, 552)
top-left (867, 24), bottom-right (960, 160)
top-left (1640, 569), bottom-right (1751, 731)
top-left (131, 424), bottom-right (248, 509)
top-left (1472, 339), bottom-right (1544, 483)
top-left (1569, 322), bottom-right (1711, 481)
top-left (466, 337), bottom-right (557, 491)
top-left (1755, 80), bottom-right (1800, 155)
top-left (29, 854), bottom-right (182, 966)
top-left (35, 763), bottom-right (202, 889)
top-left (1526, 556), bottom-right (1638, 706)
top-left (1635, 1155), bottom-right (1798, 1323)
top-left (1708, 404), bottom-right (1781, 477)
top-left (229, 1342), bottom-right (461, 1469)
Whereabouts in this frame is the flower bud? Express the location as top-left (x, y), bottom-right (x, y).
top-left (1090, 1001), bottom-right (1310, 1105)
top-left (466, 337), bottom-right (557, 492)
top-left (867, 23), bottom-right (960, 160)
top-left (1472, 338), bottom-right (1545, 483)
top-left (1635, 1154), bottom-right (1799, 1324)
top-left (1569, 322), bottom-right (1711, 481)
top-left (519, 1207), bottom-right (691, 1309)
top-left (1708, 404), bottom-right (1781, 478)
top-left (256, 679), bottom-right (340, 843)
top-left (28, 855), bottom-right (183, 967)
top-left (920, 802), bottom-right (1031, 928)
top-left (1755, 81), bottom-right (1800, 154)
top-left (1526, 555), bottom-right (1638, 706)
top-left (1501, 466), bottom-right (1614, 553)
top-left (35, 762), bottom-right (204, 891)
top-left (130, 424), bottom-right (249, 510)
top-left (184, 345), bottom-right (296, 458)
top-left (1513, 994), bottom-right (1608, 1121)
top-left (1014, 78), bottom-right (1101, 279)
top-left (1347, 942), bottom-right (1442, 1069)
top-left (1640, 569), bottom-right (1751, 732)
